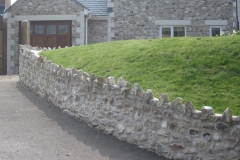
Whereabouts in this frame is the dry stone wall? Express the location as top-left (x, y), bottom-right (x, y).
top-left (19, 45), bottom-right (240, 160)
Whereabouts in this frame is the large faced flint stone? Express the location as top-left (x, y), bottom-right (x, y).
top-left (222, 107), bottom-right (232, 122)
top-left (216, 123), bottom-right (228, 132)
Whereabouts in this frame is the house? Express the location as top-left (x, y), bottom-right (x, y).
top-left (1, 0), bottom-right (239, 75)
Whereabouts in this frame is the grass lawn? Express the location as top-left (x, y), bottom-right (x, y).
top-left (40, 36), bottom-right (240, 115)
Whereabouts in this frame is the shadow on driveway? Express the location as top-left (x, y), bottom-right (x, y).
top-left (11, 81), bottom-right (170, 160)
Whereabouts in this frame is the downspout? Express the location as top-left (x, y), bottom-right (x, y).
top-left (85, 11), bottom-right (92, 45)
top-left (236, 0), bottom-right (239, 30)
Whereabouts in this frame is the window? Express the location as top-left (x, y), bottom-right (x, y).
top-left (58, 25), bottom-right (68, 34)
top-left (210, 26), bottom-right (222, 36)
top-left (47, 25), bottom-right (56, 34)
top-left (35, 25), bottom-right (44, 34)
top-left (160, 26), bottom-right (186, 38)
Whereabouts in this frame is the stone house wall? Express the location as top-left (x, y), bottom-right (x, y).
top-left (4, 0), bottom-right (86, 74)
top-left (19, 45), bottom-right (240, 160)
top-left (112, 0), bottom-right (238, 40)
top-left (88, 20), bottom-right (108, 44)
top-left (4, 0), bottom-right (11, 9)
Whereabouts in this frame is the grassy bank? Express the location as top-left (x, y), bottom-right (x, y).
top-left (41, 36), bottom-right (240, 115)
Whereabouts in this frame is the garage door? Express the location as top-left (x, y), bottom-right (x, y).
top-left (30, 21), bottom-right (71, 48)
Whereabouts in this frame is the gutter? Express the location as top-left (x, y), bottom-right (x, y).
top-left (236, 0), bottom-right (239, 30)
top-left (85, 11), bottom-right (92, 45)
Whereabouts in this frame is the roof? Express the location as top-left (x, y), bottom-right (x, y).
top-left (77, 0), bottom-right (108, 16)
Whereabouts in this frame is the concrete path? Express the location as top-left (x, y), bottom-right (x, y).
top-left (0, 76), bottom-right (169, 160)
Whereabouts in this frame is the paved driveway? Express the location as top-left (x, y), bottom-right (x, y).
top-left (0, 76), bottom-right (169, 160)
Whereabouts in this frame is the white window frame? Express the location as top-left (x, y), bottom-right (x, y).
top-left (210, 26), bottom-right (223, 36)
top-left (159, 26), bottom-right (187, 38)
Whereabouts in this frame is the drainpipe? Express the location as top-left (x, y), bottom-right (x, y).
top-left (85, 11), bottom-right (92, 45)
top-left (236, 0), bottom-right (239, 30)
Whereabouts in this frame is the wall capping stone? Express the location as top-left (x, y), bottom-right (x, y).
top-left (205, 20), bottom-right (228, 26)
top-left (14, 15), bottom-right (77, 21)
top-left (155, 20), bottom-right (191, 26)
top-left (19, 44), bottom-right (240, 160)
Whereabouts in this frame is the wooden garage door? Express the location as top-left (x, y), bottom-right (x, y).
top-left (30, 21), bottom-right (71, 48)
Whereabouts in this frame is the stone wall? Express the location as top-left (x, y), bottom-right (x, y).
top-left (88, 20), bottom-right (108, 44)
top-left (4, 0), bottom-right (85, 74)
top-left (112, 0), bottom-right (238, 40)
top-left (19, 45), bottom-right (240, 160)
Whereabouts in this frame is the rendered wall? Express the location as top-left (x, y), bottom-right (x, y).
top-left (19, 45), bottom-right (240, 160)
top-left (112, 0), bottom-right (238, 40)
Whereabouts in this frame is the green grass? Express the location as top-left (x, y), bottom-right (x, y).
top-left (40, 36), bottom-right (240, 115)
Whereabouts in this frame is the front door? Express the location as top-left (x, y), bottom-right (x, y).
top-left (30, 21), bottom-right (71, 48)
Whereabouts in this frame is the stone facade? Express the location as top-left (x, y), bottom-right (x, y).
top-left (4, 0), bottom-right (85, 74)
top-left (88, 20), bottom-right (108, 44)
top-left (112, 0), bottom-right (238, 40)
top-left (19, 45), bottom-right (240, 160)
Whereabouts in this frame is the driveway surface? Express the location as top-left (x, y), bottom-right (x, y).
top-left (0, 75), bottom-right (169, 160)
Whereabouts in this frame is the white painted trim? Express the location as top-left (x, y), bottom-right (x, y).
top-left (209, 26), bottom-right (223, 36)
top-left (155, 20), bottom-right (191, 26)
top-left (205, 20), bottom-right (228, 25)
top-left (14, 15), bottom-right (77, 21)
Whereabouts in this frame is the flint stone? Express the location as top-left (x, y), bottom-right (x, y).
top-left (114, 114), bottom-right (123, 121)
top-left (117, 77), bottom-right (126, 88)
top-left (170, 144), bottom-right (184, 150)
top-left (171, 97), bottom-right (183, 110)
top-left (201, 106), bottom-right (214, 115)
top-left (134, 122), bottom-right (143, 131)
top-left (125, 127), bottom-right (132, 134)
top-left (232, 116), bottom-right (240, 122)
top-left (194, 138), bottom-right (208, 150)
top-left (97, 76), bottom-right (106, 84)
top-left (222, 107), bottom-right (232, 122)
top-left (216, 123), bottom-right (228, 132)
top-left (183, 137), bottom-right (191, 145)
top-left (185, 147), bottom-right (197, 154)
top-left (213, 133), bottom-right (221, 141)
top-left (227, 150), bottom-right (239, 159)
top-left (105, 129), bottom-right (114, 134)
top-left (169, 122), bottom-right (177, 131)
top-left (158, 130), bottom-right (170, 137)
top-left (158, 94), bottom-right (169, 107)
top-left (161, 121), bottom-right (168, 129)
top-left (189, 129), bottom-right (199, 136)
top-left (134, 112), bottom-right (142, 121)
top-left (163, 110), bottom-right (173, 119)
top-left (117, 124), bottom-right (125, 134)
top-left (150, 98), bottom-right (158, 107)
top-left (203, 132), bottom-right (211, 141)
top-left (214, 142), bottom-right (224, 151)
top-left (107, 76), bottom-right (115, 86)
top-left (169, 136), bottom-right (180, 142)
top-left (134, 84), bottom-right (143, 97)
top-left (145, 89), bottom-right (153, 101)
top-left (185, 102), bottom-right (194, 116)
top-left (132, 134), bottom-right (148, 142)
top-left (192, 110), bottom-right (201, 120)
top-left (124, 81), bottom-right (132, 90)
top-left (202, 124), bottom-right (214, 130)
